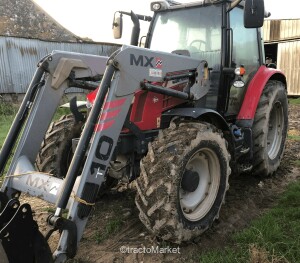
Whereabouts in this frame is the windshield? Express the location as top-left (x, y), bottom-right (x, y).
top-left (149, 5), bottom-right (222, 68)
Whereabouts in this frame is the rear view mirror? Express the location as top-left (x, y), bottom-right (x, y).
top-left (113, 13), bottom-right (123, 39)
top-left (244, 0), bottom-right (265, 28)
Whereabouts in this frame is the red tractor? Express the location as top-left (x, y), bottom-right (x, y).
top-left (0, 0), bottom-right (288, 262)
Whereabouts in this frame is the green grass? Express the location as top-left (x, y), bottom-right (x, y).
top-left (0, 100), bottom-right (18, 116)
top-left (0, 115), bottom-right (14, 149)
top-left (289, 97), bottom-right (300, 105)
top-left (0, 102), bottom-right (72, 149)
top-left (93, 218), bottom-right (123, 244)
top-left (288, 134), bottom-right (300, 141)
top-left (194, 181), bottom-right (300, 263)
top-left (0, 101), bottom-right (71, 181)
top-left (0, 101), bottom-right (18, 147)
top-left (53, 107), bottom-right (71, 121)
top-left (292, 160), bottom-right (300, 167)
top-left (192, 247), bottom-right (249, 263)
top-left (0, 102), bottom-right (18, 182)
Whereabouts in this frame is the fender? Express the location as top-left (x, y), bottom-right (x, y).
top-left (162, 107), bottom-right (230, 131)
top-left (237, 65), bottom-right (286, 127)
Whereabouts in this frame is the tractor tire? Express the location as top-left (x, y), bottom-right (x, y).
top-left (135, 122), bottom-right (231, 243)
top-left (252, 80), bottom-right (288, 176)
top-left (36, 114), bottom-right (117, 193)
top-left (36, 114), bottom-right (82, 178)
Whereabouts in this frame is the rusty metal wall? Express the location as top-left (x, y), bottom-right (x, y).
top-left (263, 19), bottom-right (300, 43)
top-left (277, 40), bottom-right (300, 96)
top-left (0, 36), bottom-right (120, 93)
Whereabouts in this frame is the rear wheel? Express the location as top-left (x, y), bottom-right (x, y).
top-left (36, 114), bottom-right (81, 177)
top-left (252, 80), bottom-right (288, 176)
top-left (135, 122), bottom-right (231, 243)
top-left (36, 114), bottom-right (117, 192)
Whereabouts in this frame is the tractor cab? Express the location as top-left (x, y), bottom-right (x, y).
top-left (113, 0), bottom-right (267, 116)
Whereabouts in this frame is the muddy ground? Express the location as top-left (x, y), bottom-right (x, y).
top-left (25, 104), bottom-right (300, 263)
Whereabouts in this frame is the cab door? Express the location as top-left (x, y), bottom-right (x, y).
top-left (227, 7), bottom-right (262, 115)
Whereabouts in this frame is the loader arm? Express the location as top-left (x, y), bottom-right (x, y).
top-left (0, 45), bottom-right (208, 262)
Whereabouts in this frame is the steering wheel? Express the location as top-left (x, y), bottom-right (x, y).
top-left (189, 40), bottom-right (206, 52)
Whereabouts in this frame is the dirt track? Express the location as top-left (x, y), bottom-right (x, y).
top-left (27, 104), bottom-right (300, 263)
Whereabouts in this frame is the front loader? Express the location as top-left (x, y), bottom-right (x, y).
top-left (0, 0), bottom-right (288, 262)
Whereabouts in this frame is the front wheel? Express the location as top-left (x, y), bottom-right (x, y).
top-left (135, 122), bottom-right (231, 243)
top-left (252, 80), bottom-right (288, 176)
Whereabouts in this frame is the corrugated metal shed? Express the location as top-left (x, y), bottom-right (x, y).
top-left (0, 36), bottom-right (120, 93)
top-left (277, 40), bottom-right (300, 96)
top-left (263, 19), bottom-right (300, 43)
top-left (263, 19), bottom-right (300, 95)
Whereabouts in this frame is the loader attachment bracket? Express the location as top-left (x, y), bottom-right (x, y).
top-left (0, 202), bottom-right (53, 263)
top-left (51, 58), bottom-right (88, 90)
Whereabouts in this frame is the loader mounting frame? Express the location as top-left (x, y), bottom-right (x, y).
top-left (0, 46), bottom-right (208, 262)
